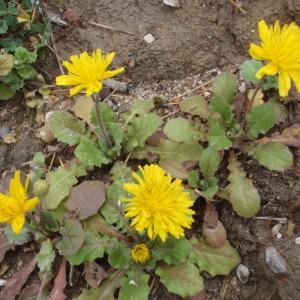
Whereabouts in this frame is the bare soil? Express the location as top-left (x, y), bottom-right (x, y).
top-left (1, 0), bottom-right (300, 299)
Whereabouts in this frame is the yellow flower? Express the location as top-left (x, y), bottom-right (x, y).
top-left (123, 165), bottom-right (195, 242)
top-left (56, 49), bottom-right (124, 96)
top-left (131, 244), bottom-right (151, 264)
top-left (0, 171), bottom-right (39, 234)
top-left (249, 20), bottom-right (300, 97)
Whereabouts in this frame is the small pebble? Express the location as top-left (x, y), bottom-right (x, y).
top-left (203, 91), bottom-right (211, 98)
top-left (295, 237), bottom-right (300, 245)
top-left (276, 233), bottom-right (283, 240)
top-left (163, 0), bottom-right (181, 8)
top-left (0, 279), bottom-right (7, 287)
top-left (236, 264), bottom-right (249, 283)
top-left (0, 127), bottom-right (10, 137)
top-left (238, 82), bottom-right (246, 94)
top-left (265, 246), bottom-right (287, 274)
top-left (144, 34), bottom-right (155, 44)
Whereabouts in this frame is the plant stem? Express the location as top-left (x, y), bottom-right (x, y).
top-left (241, 78), bottom-right (263, 130)
top-left (92, 93), bottom-right (113, 148)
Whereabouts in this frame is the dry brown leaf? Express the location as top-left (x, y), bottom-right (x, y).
top-left (64, 181), bottom-right (106, 220)
top-left (202, 203), bottom-right (227, 248)
top-left (146, 130), bottom-right (166, 146)
top-left (247, 89), bottom-right (264, 107)
top-left (73, 95), bottom-right (94, 124)
top-left (0, 258), bottom-right (37, 300)
top-left (257, 124), bottom-right (300, 147)
top-left (35, 109), bottom-right (45, 126)
top-left (186, 291), bottom-right (209, 300)
top-left (84, 262), bottom-right (108, 288)
top-left (48, 259), bottom-right (67, 300)
top-left (2, 132), bottom-right (17, 144)
top-left (0, 233), bottom-right (10, 264)
top-left (17, 281), bottom-right (40, 300)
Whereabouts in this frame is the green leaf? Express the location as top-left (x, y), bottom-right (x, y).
top-left (101, 162), bottom-right (132, 231)
top-left (190, 237), bottom-right (240, 276)
top-left (211, 96), bottom-right (234, 125)
top-left (246, 142), bottom-right (293, 171)
top-left (36, 239), bottom-right (55, 273)
top-left (188, 170), bottom-right (200, 188)
top-left (0, 53), bottom-right (14, 76)
top-left (14, 47), bottom-right (37, 65)
top-left (207, 121), bottom-right (232, 150)
top-left (179, 95), bottom-right (210, 119)
top-left (119, 270), bottom-right (150, 300)
top-left (239, 60), bottom-right (262, 84)
top-left (0, 20), bottom-right (8, 34)
top-left (0, 83), bottom-right (17, 100)
top-left (218, 153), bottom-right (260, 218)
top-left (198, 177), bottom-right (219, 199)
top-left (246, 101), bottom-right (277, 139)
top-left (40, 210), bottom-right (59, 232)
top-left (67, 231), bottom-right (110, 265)
top-left (5, 225), bottom-right (31, 245)
top-left (48, 111), bottom-right (86, 146)
top-left (74, 137), bottom-right (110, 167)
top-left (271, 98), bottom-right (288, 124)
top-left (199, 146), bottom-right (220, 179)
top-left (122, 99), bottom-right (155, 119)
top-left (262, 75), bottom-right (278, 90)
top-left (155, 262), bottom-right (204, 298)
top-left (212, 72), bottom-right (237, 104)
top-left (153, 237), bottom-right (192, 264)
top-left (16, 65), bottom-right (36, 79)
top-left (163, 117), bottom-right (205, 142)
top-left (43, 165), bottom-right (79, 209)
top-left (108, 240), bottom-right (132, 269)
top-left (56, 219), bottom-right (85, 256)
top-left (123, 113), bottom-right (162, 152)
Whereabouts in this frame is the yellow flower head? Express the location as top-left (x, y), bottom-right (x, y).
top-left (123, 164), bottom-right (195, 242)
top-left (249, 20), bottom-right (300, 97)
top-left (0, 171), bottom-right (39, 234)
top-left (131, 244), bottom-right (151, 264)
top-left (56, 49), bottom-right (124, 96)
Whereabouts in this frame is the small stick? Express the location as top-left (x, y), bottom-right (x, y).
top-left (167, 79), bottom-right (213, 103)
top-left (103, 87), bottom-right (118, 103)
top-left (48, 153), bottom-right (56, 172)
top-left (161, 110), bottom-right (180, 120)
top-left (89, 20), bottom-right (136, 36)
top-left (124, 151), bottom-right (132, 164)
top-left (253, 216), bottom-right (288, 223)
top-left (58, 156), bottom-right (64, 167)
top-left (228, 0), bottom-right (247, 14)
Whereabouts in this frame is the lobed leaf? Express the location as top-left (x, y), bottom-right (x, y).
top-left (190, 237), bottom-right (240, 276)
top-left (199, 146), bottom-right (220, 179)
top-left (245, 142), bottom-right (293, 171)
top-left (36, 239), bottom-right (55, 273)
top-left (163, 117), bottom-right (205, 142)
top-left (239, 60), bottom-right (262, 84)
top-left (155, 262), bottom-right (204, 298)
top-left (179, 95), bottom-right (210, 119)
top-left (207, 121), bottom-right (232, 150)
top-left (212, 72), bottom-right (237, 104)
top-left (218, 153), bottom-right (260, 218)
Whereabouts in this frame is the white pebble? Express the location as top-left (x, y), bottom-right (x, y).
top-left (0, 279), bottom-right (7, 287)
top-left (238, 82), bottom-right (246, 94)
top-left (265, 246), bottom-right (287, 274)
top-left (203, 91), bottom-right (211, 98)
top-left (144, 34), bottom-right (155, 44)
top-left (163, 0), bottom-right (181, 8)
top-left (236, 264), bottom-right (249, 283)
top-left (295, 237), bottom-right (300, 245)
top-left (276, 233), bottom-right (283, 240)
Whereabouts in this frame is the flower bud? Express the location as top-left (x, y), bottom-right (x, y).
top-left (33, 179), bottom-right (49, 197)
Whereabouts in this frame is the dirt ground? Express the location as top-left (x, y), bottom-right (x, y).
top-left (1, 0), bottom-right (300, 299)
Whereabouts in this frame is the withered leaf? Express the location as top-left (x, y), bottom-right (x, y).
top-left (18, 281), bottom-right (40, 300)
top-left (84, 262), bottom-right (108, 288)
top-left (0, 259), bottom-right (37, 300)
top-left (64, 181), bottom-right (106, 220)
top-left (48, 259), bottom-right (67, 300)
top-left (257, 124), bottom-right (300, 147)
top-left (0, 233), bottom-right (10, 264)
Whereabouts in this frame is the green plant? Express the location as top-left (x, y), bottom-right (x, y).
top-left (0, 0), bottom-right (51, 100)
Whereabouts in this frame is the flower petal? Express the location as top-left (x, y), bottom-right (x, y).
top-left (249, 44), bottom-right (269, 60)
top-left (256, 62), bottom-right (279, 79)
top-left (278, 70), bottom-right (291, 97)
top-left (103, 67), bottom-right (125, 79)
top-left (24, 197), bottom-right (39, 212)
top-left (258, 20), bottom-right (272, 44)
top-left (69, 84), bottom-right (85, 96)
top-left (11, 214), bottom-right (25, 234)
top-left (289, 69), bottom-right (300, 92)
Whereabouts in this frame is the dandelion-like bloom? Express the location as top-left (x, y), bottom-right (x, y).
top-left (123, 165), bottom-right (195, 242)
top-left (56, 49), bottom-right (124, 96)
top-left (249, 20), bottom-right (300, 97)
top-left (0, 171), bottom-right (39, 234)
top-left (131, 244), bottom-right (151, 264)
